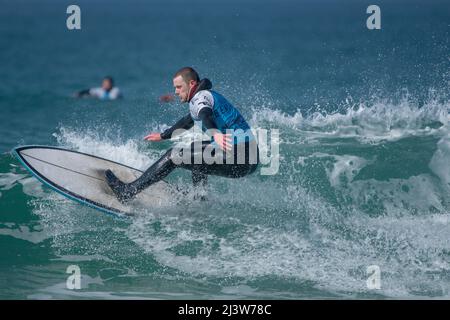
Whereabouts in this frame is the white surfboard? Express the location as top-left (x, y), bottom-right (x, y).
top-left (14, 146), bottom-right (177, 217)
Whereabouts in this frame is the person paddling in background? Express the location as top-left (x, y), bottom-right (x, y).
top-left (105, 67), bottom-right (259, 203)
top-left (75, 76), bottom-right (122, 100)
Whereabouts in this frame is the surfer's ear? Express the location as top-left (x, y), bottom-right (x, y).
top-left (188, 79), bottom-right (198, 87)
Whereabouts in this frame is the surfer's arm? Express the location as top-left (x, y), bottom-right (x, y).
top-left (159, 114), bottom-right (194, 140)
top-left (75, 88), bottom-right (105, 98)
top-left (198, 108), bottom-right (232, 151)
top-left (75, 89), bottom-right (91, 98)
top-left (198, 108), bottom-right (218, 132)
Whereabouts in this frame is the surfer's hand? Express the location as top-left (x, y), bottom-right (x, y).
top-left (159, 94), bottom-right (175, 103)
top-left (213, 133), bottom-right (232, 152)
top-left (144, 133), bottom-right (162, 142)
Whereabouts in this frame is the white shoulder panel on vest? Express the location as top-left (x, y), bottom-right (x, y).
top-left (89, 87), bottom-right (104, 98)
top-left (109, 87), bottom-right (120, 99)
top-left (189, 90), bottom-right (214, 119)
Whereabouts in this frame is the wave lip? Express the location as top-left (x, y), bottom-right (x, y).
top-left (251, 98), bottom-right (449, 144)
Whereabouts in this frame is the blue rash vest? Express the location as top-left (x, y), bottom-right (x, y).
top-left (189, 90), bottom-right (254, 144)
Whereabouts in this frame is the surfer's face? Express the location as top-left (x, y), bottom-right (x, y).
top-left (102, 79), bottom-right (113, 91)
top-left (173, 75), bottom-right (196, 103)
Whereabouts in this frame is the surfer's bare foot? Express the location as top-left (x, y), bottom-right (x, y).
top-left (105, 169), bottom-right (135, 203)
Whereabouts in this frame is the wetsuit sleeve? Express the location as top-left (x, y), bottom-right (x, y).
top-left (76, 89), bottom-right (91, 97)
top-left (198, 108), bottom-right (218, 132)
top-left (160, 114), bottom-right (194, 140)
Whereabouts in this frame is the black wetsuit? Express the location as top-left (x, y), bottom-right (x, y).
top-left (105, 79), bottom-right (259, 202)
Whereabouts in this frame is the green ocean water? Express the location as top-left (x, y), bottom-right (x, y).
top-left (1, 0), bottom-right (449, 299)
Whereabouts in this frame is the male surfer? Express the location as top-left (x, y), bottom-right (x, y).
top-left (105, 67), bottom-right (259, 202)
top-left (75, 76), bottom-right (122, 100)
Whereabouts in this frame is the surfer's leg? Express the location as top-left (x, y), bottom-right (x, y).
top-left (178, 141), bottom-right (259, 179)
top-left (105, 148), bottom-right (176, 202)
top-left (105, 141), bottom-right (258, 202)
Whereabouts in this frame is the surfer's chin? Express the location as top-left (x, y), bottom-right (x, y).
top-left (177, 94), bottom-right (188, 103)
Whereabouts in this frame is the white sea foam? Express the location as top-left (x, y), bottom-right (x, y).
top-left (54, 127), bottom-right (157, 170)
top-left (429, 135), bottom-right (450, 187)
top-left (0, 172), bottom-right (26, 191)
top-left (250, 98), bottom-right (450, 144)
top-left (0, 225), bottom-right (48, 244)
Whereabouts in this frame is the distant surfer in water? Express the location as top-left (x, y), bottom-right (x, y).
top-left (105, 67), bottom-right (259, 202)
top-left (75, 76), bottom-right (122, 100)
